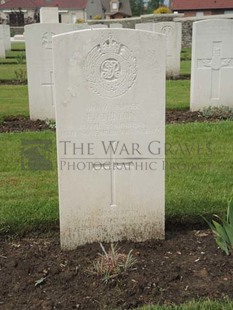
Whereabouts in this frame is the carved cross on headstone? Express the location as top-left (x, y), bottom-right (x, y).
top-left (93, 141), bottom-right (134, 208)
top-left (197, 41), bottom-right (233, 100)
top-left (42, 71), bottom-right (54, 107)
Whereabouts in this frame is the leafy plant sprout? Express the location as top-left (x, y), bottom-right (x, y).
top-left (89, 243), bottom-right (137, 283)
top-left (204, 197), bottom-right (233, 255)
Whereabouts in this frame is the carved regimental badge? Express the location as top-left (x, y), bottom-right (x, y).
top-left (161, 25), bottom-right (174, 37)
top-left (84, 35), bottom-right (137, 98)
top-left (42, 32), bottom-right (55, 49)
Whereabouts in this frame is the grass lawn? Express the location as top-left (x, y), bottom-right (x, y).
top-left (0, 131), bottom-right (58, 234)
top-left (180, 60), bottom-right (191, 75)
top-left (0, 85), bottom-right (29, 119)
top-left (166, 80), bottom-right (190, 110)
top-left (0, 121), bottom-right (233, 235)
top-left (181, 48), bottom-right (191, 61)
top-left (0, 82), bottom-right (189, 119)
top-left (138, 299), bottom-right (233, 309)
top-left (11, 42), bottom-right (25, 51)
top-left (166, 121), bottom-right (233, 224)
top-left (0, 63), bottom-right (27, 81)
top-left (180, 48), bottom-right (191, 75)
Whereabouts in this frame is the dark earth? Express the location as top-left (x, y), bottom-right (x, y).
top-left (0, 110), bottom-right (229, 133)
top-left (1, 230), bottom-right (233, 309)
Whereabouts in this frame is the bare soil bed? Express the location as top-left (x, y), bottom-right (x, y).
top-left (0, 230), bottom-right (232, 309)
top-left (0, 111), bottom-right (227, 133)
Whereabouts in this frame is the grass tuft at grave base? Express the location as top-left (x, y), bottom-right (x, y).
top-left (0, 121), bottom-right (233, 235)
top-left (138, 299), bottom-right (233, 309)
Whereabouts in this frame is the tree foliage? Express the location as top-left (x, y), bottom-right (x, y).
top-left (146, 0), bottom-right (164, 14)
top-left (130, 0), bottom-right (145, 17)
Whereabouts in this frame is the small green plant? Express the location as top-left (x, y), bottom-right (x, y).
top-left (202, 105), bottom-right (233, 120)
top-left (89, 243), bottom-right (137, 283)
top-left (204, 198), bottom-right (233, 255)
top-left (45, 119), bottom-right (56, 130)
top-left (14, 68), bottom-right (27, 83)
top-left (15, 54), bottom-right (26, 64)
top-left (153, 6), bottom-right (172, 14)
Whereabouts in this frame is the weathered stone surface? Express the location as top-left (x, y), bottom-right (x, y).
top-left (191, 19), bottom-right (233, 110)
top-left (53, 29), bottom-right (166, 249)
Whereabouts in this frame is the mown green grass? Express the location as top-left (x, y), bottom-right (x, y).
top-left (5, 49), bottom-right (25, 59)
top-left (0, 63), bottom-right (27, 80)
top-left (0, 81), bottom-right (189, 120)
top-left (166, 80), bottom-right (190, 110)
top-left (0, 131), bottom-right (58, 234)
top-left (180, 60), bottom-right (191, 75)
top-left (180, 48), bottom-right (191, 75)
top-left (166, 121), bottom-right (233, 224)
top-left (0, 85), bottom-right (29, 119)
top-left (0, 43), bottom-right (26, 64)
top-left (0, 121), bottom-right (233, 235)
top-left (181, 48), bottom-right (191, 61)
top-left (137, 298), bottom-right (233, 310)
top-left (11, 42), bottom-right (25, 51)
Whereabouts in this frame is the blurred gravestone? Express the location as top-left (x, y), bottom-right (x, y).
top-left (3, 25), bottom-right (11, 51)
top-left (191, 19), bottom-right (233, 110)
top-left (25, 23), bottom-right (89, 120)
top-left (40, 7), bottom-right (59, 23)
top-left (0, 25), bottom-right (6, 58)
top-left (136, 22), bottom-right (182, 77)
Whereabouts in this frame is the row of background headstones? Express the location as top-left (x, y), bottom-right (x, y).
top-left (2, 18), bottom-right (232, 120)
top-left (25, 22), bottom-right (181, 120)
top-left (0, 25), bottom-right (11, 58)
top-left (50, 20), bottom-right (233, 249)
top-left (2, 18), bottom-right (232, 249)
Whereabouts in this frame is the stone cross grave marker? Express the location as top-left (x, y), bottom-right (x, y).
top-left (191, 19), bottom-right (233, 110)
top-left (25, 23), bottom-right (90, 120)
top-left (53, 29), bottom-right (166, 249)
top-left (135, 22), bottom-right (181, 77)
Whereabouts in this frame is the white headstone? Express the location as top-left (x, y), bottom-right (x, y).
top-left (13, 34), bottom-right (25, 42)
top-left (0, 25), bottom-right (5, 58)
top-left (109, 23), bottom-right (123, 28)
top-left (90, 24), bottom-right (108, 28)
top-left (53, 29), bottom-right (166, 249)
top-left (25, 23), bottom-right (88, 120)
top-left (40, 7), bottom-right (59, 23)
top-left (191, 19), bottom-right (233, 110)
top-left (135, 22), bottom-right (182, 77)
top-left (3, 25), bottom-right (11, 51)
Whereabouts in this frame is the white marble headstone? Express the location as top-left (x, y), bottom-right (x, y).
top-left (109, 23), bottom-right (123, 28)
top-left (53, 29), bottom-right (166, 249)
top-left (13, 34), bottom-right (25, 42)
top-left (191, 19), bottom-right (233, 110)
top-left (40, 7), bottom-right (59, 23)
top-left (135, 22), bottom-right (181, 77)
top-left (90, 24), bottom-right (108, 29)
top-left (3, 25), bottom-right (11, 51)
top-left (25, 23), bottom-right (89, 120)
top-left (0, 25), bottom-right (5, 58)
